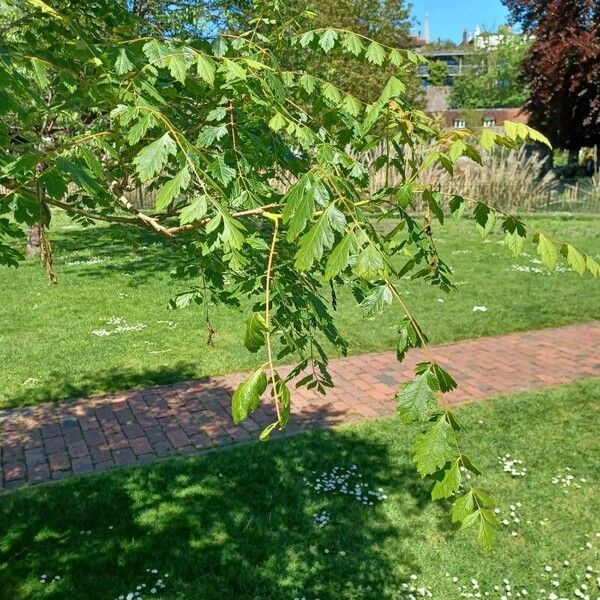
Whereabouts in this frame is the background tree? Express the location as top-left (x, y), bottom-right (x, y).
top-left (427, 60), bottom-right (448, 87)
top-left (502, 0), bottom-right (600, 152)
top-left (450, 28), bottom-right (530, 109)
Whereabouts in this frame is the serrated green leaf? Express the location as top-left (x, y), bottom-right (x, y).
top-left (30, 58), bottom-right (50, 89)
top-left (586, 255), bottom-right (599, 277)
top-left (196, 55), bottom-right (216, 87)
top-left (534, 232), bottom-right (557, 271)
top-left (244, 312), bottom-right (267, 353)
top-left (396, 318), bottom-right (424, 362)
top-left (133, 133), bottom-right (177, 182)
top-left (342, 95), bottom-right (362, 117)
top-left (209, 156), bottom-right (236, 186)
top-left (114, 48), bottom-right (134, 75)
top-left (299, 30), bottom-right (315, 48)
top-left (360, 285), bottom-right (393, 317)
top-left (179, 194), bottom-right (207, 225)
top-left (396, 371), bottom-right (437, 424)
top-left (268, 112), bottom-right (287, 132)
top-left (282, 174), bottom-right (315, 241)
top-left (220, 212), bottom-right (245, 249)
top-left (388, 48), bottom-right (404, 67)
top-left (299, 73), bottom-right (316, 94)
top-left (365, 41), bottom-right (385, 65)
top-left (429, 363), bottom-right (457, 393)
top-left (355, 244), bottom-right (384, 280)
top-left (424, 190), bottom-right (444, 224)
top-left (197, 124), bottom-right (228, 148)
top-left (480, 128), bottom-right (497, 151)
top-left (473, 202), bottom-right (496, 239)
top-left (128, 113), bottom-right (158, 146)
top-left (413, 416), bottom-right (458, 477)
top-left (477, 512), bottom-right (495, 550)
top-left (431, 459), bottom-right (462, 500)
top-left (294, 204), bottom-right (337, 270)
top-left (155, 166), bottom-right (191, 211)
top-left (319, 29), bottom-right (338, 53)
top-left (396, 183), bottom-right (415, 209)
top-left (222, 58), bottom-right (246, 81)
top-left (325, 232), bottom-right (356, 280)
top-left (321, 82), bottom-right (342, 105)
top-left (449, 195), bottom-right (465, 219)
top-left (451, 490), bottom-right (475, 523)
top-left (561, 243), bottom-right (586, 275)
top-left (231, 366), bottom-right (267, 424)
top-left (341, 32), bottom-right (363, 56)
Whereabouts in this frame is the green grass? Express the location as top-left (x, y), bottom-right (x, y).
top-left (1, 214), bottom-right (598, 409)
top-left (1, 380), bottom-right (598, 599)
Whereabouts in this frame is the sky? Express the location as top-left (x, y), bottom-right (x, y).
top-left (410, 0), bottom-right (512, 42)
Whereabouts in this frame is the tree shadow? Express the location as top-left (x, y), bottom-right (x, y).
top-left (4, 363), bottom-right (202, 408)
top-left (0, 424), bottom-right (455, 599)
top-left (50, 222), bottom-right (185, 286)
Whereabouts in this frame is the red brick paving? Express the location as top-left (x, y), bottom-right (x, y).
top-left (1, 322), bottom-right (598, 491)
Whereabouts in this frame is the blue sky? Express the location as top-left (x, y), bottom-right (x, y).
top-left (410, 0), bottom-right (511, 42)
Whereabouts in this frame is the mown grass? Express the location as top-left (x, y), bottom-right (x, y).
top-left (0, 380), bottom-right (598, 599)
top-left (0, 213), bottom-right (598, 409)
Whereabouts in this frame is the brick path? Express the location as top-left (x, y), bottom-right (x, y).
top-left (1, 322), bottom-right (599, 491)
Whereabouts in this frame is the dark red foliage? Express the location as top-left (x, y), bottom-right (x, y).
top-left (503, 0), bottom-right (600, 149)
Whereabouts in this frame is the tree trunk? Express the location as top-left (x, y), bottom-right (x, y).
top-left (27, 224), bottom-right (42, 257)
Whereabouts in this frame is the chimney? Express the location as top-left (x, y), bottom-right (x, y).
top-left (423, 13), bottom-right (430, 44)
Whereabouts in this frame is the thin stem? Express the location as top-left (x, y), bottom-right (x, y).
top-left (264, 218), bottom-right (281, 422)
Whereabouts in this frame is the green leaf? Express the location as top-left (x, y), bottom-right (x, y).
top-left (30, 58), bottom-right (50, 89)
top-left (396, 318), bottom-right (424, 362)
top-left (341, 32), bottom-right (363, 56)
top-left (325, 232), bottom-right (356, 280)
top-left (319, 29), bottom-right (338, 53)
top-left (586, 255), bottom-right (599, 277)
top-left (244, 313), bottom-right (267, 353)
top-left (299, 31), bottom-right (315, 48)
top-left (259, 421), bottom-right (279, 441)
top-left (451, 490), bottom-right (475, 523)
top-left (424, 190), bottom-right (444, 224)
top-left (128, 113), bottom-right (158, 146)
top-left (321, 82), bottom-right (342, 105)
top-left (480, 128), bottom-right (497, 152)
top-left (429, 363), bottom-right (457, 393)
top-left (534, 232), bottom-right (557, 271)
top-left (477, 512), bottom-right (496, 551)
top-left (365, 41), bottom-right (386, 65)
top-left (560, 243), bottom-right (586, 275)
top-left (114, 48), bottom-right (134, 75)
top-left (431, 459), bottom-right (462, 500)
top-left (220, 212), bottom-right (246, 249)
top-left (209, 156), bottom-right (236, 186)
top-left (473, 202), bottom-right (496, 239)
top-left (294, 204), bottom-right (338, 270)
top-left (196, 55), bottom-right (216, 87)
top-left (155, 166), bottom-right (191, 211)
top-left (396, 371), bottom-right (437, 424)
top-left (413, 416), bottom-right (458, 477)
top-left (379, 75), bottom-right (405, 104)
top-left (355, 244), bottom-right (384, 280)
top-left (222, 58), bottom-right (246, 81)
top-left (299, 73), bottom-right (316, 94)
top-left (231, 366), bottom-right (267, 424)
top-left (396, 183), bottom-right (415, 209)
top-left (282, 174), bottom-right (315, 241)
top-left (268, 113), bottom-right (287, 132)
top-left (360, 285), bottom-right (393, 317)
top-left (179, 194), bottom-right (207, 225)
top-left (133, 133), bottom-right (177, 182)
top-left (197, 124), bottom-right (228, 148)
top-left (388, 48), bottom-right (404, 67)
top-left (342, 95), bottom-right (362, 117)
top-left (449, 195), bottom-right (465, 219)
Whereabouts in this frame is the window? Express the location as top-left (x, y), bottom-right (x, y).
top-left (483, 116), bottom-right (496, 128)
top-left (453, 118), bottom-right (466, 129)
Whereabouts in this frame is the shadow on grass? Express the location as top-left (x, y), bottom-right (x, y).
top-left (0, 425), bottom-right (447, 600)
top-left (3, 362), bottom-right (200, 409)
top-left (51, 222), bottom-right (185, 286)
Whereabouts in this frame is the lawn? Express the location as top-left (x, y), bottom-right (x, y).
top-left (0, 379), bottom-right (598, 599)
top-left (0, 213), bottom-right (598, 409)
